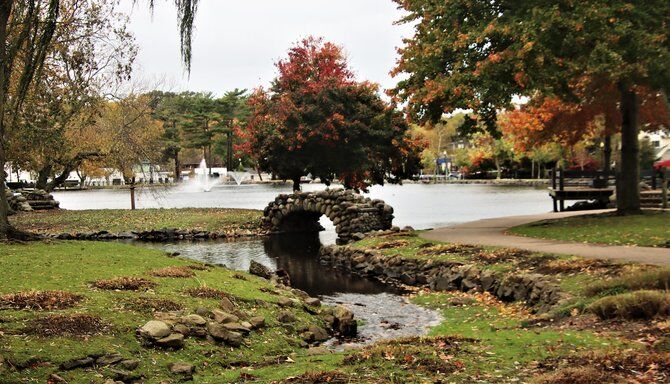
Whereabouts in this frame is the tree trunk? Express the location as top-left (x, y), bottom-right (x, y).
top-left (616, 83), bottom-right (641, 215)
top-left (129, 178), bottom-right (136, 210)
top-left (35, 164), bottom-right (52, 190)
top-left (292, 176), bottom-right (301, 191)
top-left (0, 1), bottom-right (13, 240)
top-left (603, 134), bottom-right (612, 176)
top-left (206, 145), bottom-right (212, 175)
top-left (495, 158), bottom-right (501, 179)
top-left (46, 169), bottom-right (72, 192)
top-left (174, 150), bottom-right (181, 182)
top-left (256, 167), bottom-right (263, 181)
top-left (531, 161), bottom-right (535, 179)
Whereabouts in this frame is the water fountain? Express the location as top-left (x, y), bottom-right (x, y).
top-left (189, 158), bottom-right (219, 192)
top-left (228, 170), bottom-right (251, 186)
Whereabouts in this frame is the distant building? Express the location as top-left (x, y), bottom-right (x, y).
top-left (639, 130), bottom-right (670, 162)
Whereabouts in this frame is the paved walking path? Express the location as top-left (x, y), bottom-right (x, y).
top-left (421, 210), bottom-right (670, 266)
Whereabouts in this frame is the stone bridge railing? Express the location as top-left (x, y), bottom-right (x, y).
top-left (261, 189), bottom-right (394, 243)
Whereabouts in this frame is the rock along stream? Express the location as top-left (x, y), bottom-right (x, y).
top-left (138, 231), bottom-right (442, 349)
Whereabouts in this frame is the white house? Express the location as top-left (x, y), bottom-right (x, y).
top-left (640, 130), bottom-right (670, 162)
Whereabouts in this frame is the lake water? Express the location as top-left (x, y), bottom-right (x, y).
top-left (55, 183), bottom-right (550, 345)
top-left (54, 182), bottom-right (551, 230)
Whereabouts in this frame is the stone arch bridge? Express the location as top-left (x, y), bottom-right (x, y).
top-left (261, 189), bottom-right (394, 243)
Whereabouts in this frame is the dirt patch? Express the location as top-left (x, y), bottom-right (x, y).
top-left (343, 336), bottom-right (472, 377)
top-left (275, 371), bottom-right (353, 384)
top-left (123, 297), bottom-right (184, 313)
top-left (534, 350), bottom-right (670, 383)
top-left (0, 290), bottom-right (83, 310)
top-left (534, 258), bottom-right (624, 275)
top-left (93, 277), bottom-right (156, 291)
top-left (533, 367), bottom-right (613, 383)
top-left (186, 264), bottom-right (210, 271)
top-left (149, 266), bottom-right (196, 278)
top-left (417, 243), bottom-right (481, 256)
top-left (24, 314), bottom-right (105, 337)
top-left (371, 240), bottom-right (410, 250)
top-left (184, 286), bottom-right (229, 299)
top-left (471, 248), bottom-right (532, 264)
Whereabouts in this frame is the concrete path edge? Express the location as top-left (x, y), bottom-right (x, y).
top-left (421, 210), bottom-right (670, 266)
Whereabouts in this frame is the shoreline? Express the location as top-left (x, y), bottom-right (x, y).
top-left (49, 178), bottom-right (551, 192)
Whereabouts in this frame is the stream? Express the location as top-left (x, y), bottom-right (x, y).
top-left (140, 231), bottom-right (442, 348)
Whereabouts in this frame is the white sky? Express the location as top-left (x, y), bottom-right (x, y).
top-left (120, 0), bottom-right (414, 96)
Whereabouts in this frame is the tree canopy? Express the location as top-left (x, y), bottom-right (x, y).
top-left (245, 37), bottom-right (424, 191)
top-left (392, 0), bottom-right (670, 214)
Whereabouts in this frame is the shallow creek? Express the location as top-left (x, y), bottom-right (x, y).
top-left (138, 231), bottom-right (442, 348)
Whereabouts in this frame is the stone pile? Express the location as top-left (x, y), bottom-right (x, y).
top-left (51, 227), bottom-right (267, 241)
top-left (248, 260), bottom-right (358, 338)
top-left (18, 189), bottom-right (59, 211)
top-left (262, 189), bottom-right (394, 243)
top-left (6, 190), bottom-right (31, 213)
top-left (58, 353), bottom-right (142, 382)
top-left (319, 245), bottom-right (570, 313)
top-left (137, 309), bottom-right (264, 349)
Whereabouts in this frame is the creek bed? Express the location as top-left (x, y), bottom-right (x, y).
top-left (138, 232), bottom-right (442, 347)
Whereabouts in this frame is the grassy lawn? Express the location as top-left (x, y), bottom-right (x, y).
top-left (0, 241), bottom-right (339, 383)
top-left (1, 236), bottom-right (667, 382)
top-left (509, 211), bottom-right (670, 247)
top-left (10, 208), bottom-right (262, 234)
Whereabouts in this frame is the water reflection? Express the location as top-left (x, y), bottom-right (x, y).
top-left (141, 232), bottom-right (392, 297)
top-left (264, 233), bottom-right (392, 296)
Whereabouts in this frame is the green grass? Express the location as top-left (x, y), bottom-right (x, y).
top-left (10, 208), bottom-right (262, 234)
top-left (509, 211), bottom-right (670, 247)
top-left (0, 241), bottom-right (332, 383)
top-left (410, 292), bottom-right (619, 381)
top-left (0, 232), bottom-right (661, 383)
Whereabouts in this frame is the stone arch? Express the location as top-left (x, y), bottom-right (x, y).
top-left (261, 189), bottom-right (394, 243)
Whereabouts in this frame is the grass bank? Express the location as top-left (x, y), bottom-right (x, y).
top-left (0, 241), bottom-right (342, 383)
top-left (508, 210), bottom-right (670, 247)
top-left (2, 235), bottom-right (669, 382)
top-left (10, 208), bottom-right (262, 235)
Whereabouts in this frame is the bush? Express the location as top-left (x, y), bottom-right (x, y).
top-left (585, 268), bottom-right (670, 297)
top-left (588, 290), bottom-right (670, 320)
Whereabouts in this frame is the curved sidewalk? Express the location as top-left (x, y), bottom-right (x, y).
top-left (421, 210), bottom-right (670, 266)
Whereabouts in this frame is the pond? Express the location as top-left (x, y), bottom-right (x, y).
top-left (54, 182), bottom-right (551, 230)
top-left (56, 183), bottom-right (550, 346)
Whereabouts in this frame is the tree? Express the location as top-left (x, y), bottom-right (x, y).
top-left (468, 131), bottom-right (513, 179)
top-left (7, 0), bottom-right (136, 192)
top-left (414, 113), bottom-right (465, 175)
top-left (245, 37), bottom-right (424, 191)
top-left (149, 91), bottom-right (184, 181)
top-left (392, 0), bottom-right (670, 214)
top-left (0, 0), bottom-right (199, 239)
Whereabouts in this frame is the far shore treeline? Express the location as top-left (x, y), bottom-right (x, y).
top-left (2, 0), bottom-right (670, 240)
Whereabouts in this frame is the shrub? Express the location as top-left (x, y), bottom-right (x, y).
top-left (588, 290), bottom-right (670, 320)
top-left (585, 268), bottom-right (670, 296)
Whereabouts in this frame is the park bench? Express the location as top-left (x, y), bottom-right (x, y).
top-left (549, 168), bottom-right (615, 212)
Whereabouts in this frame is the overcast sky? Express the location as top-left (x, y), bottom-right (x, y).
top-left (119, 1), bottom-right (414, 96)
